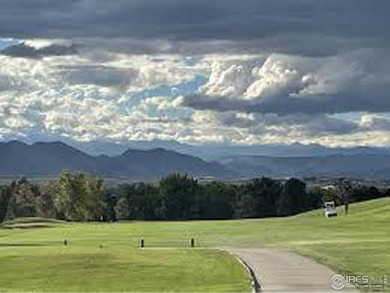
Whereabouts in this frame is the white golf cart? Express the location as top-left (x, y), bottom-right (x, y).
top-left (324, 201), bottom-right (337, 218)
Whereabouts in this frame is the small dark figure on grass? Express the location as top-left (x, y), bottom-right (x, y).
top-left (337, 178), bottom-right (352, 216)
top-left (64, 239), bottom-right (68, 246)
top-left (343, 189), bottom-right (350, 215)
top-left (344, 201), bottom-right (349, 215)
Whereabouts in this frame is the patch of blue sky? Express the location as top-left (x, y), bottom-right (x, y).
top-left (331, 112), bottom-right (390, 123)
top-left (0, 38), bottom-right (20, 50)
top-left (48, 85), bottom-right (119, 102)
top-left (331, 112), bottom-right (366, 122)
top-left (381, 113), bottom-right (390, 119)
top-left (142, 74), bottom-right (207, 100)
top-left (183, 56), bottom-right (203, 66)
top-left (121, 75), bottom-right (207, 116)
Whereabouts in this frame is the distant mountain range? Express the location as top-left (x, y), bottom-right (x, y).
top-left (65, 140), bottom-right (390, 160)
top-left (12, 137), bottom-right (390, 160)
top-left (2, 140), bottom-right (390, 180)
top-left (0, 141), bottom-right (234, 180)
top-left (218, 154), bottom-right (390, 180)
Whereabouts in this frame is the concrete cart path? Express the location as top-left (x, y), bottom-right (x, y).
top-left (228, 248), bottom-right (357, 292)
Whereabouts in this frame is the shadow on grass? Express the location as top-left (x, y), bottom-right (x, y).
top-left (1, 224), bottom-right (58, 229)
top-left (0, 242), bottom-right (59, 247)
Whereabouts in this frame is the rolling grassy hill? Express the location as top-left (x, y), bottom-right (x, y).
top-left (0, 198), bottom-right (389, 292)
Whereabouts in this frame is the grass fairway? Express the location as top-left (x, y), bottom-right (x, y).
top-left (1, 198), bottom-right (389, 292)
top-left (0, 223), bottom-right (249, 292)
top-left (0, 246), bottom-right (248, 292)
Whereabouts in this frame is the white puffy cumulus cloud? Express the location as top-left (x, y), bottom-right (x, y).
top-left (186, 109), bottom-right (390, 147)
top-left (0, 49), bottom-right (207, 142)
top-left (1, 43), bottom-right (390, 147)
top-left (0, 51), bottom-right (207, 93)
top-left (0, 0), bottom-right (389, 149)
top-left (184, 49), bottom-right (390, 115)
top-left (196, 55), bottom-right (266, 98)
top-left (359, 114), bottom-right (390, 132)
top-left (106, 54), bottom-right (207, 94)
top-left (138, 96), bottom-right (184, 112)
top-left (0, 88), bottom-right (195, 143)
top-left (23, 39), bottom-right (73, 49)
top-left (175, 51), bottom-right (390, 146)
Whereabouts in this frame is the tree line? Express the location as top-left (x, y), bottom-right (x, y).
top-left (0, 172), bottom-right (388, 223)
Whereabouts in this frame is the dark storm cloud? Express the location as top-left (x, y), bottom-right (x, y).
top-left (183, 92), bottom-right (390, 115)
top-left (216, 111), bottom-right (359, 137)
top-left (1, 42), bottom-right (78, 58)
top-left (0, 0), bottom-right (389, 56)
top-left (219, 112), bottom-right (359, 135)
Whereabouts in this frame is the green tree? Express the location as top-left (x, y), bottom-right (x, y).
top-left (252, 178), bottom-right (282, 217)
top-left (5, 178), bottom-right (40, 219)
top-left (55, 172), bottom-right (104, 221)
top-left (194, 182), bottom-right (236, 219)
top-left (114, 197), bottom-right (130, 220)
top-left (109, 183), bottom-right (163, 221)
top-left (35, 181), bottom-right (58, 218)
top-left (351, 185), bottom-right (382, 203)
top-left (55, 172), bottom-right (86, 221)
top-left (235, 192), bottom-right (257, 218)
top-left (160, 174), bottom-right (198, 220)
top-left (304, 188), bottom-right (323, 210)
top-left (84, 176), bottom-right (105, 221)
top-left (235, 178), bottom-right (282, 218)
top-left (0, 185), bottom-right (12, 223)
top-left (278, 178), bottom-right (307, 216)
top-left (136, 183), bottom-right (162, 220)
top-left (100, 188), bottom-right (117, 221)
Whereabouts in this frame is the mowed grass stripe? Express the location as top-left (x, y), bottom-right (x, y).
top-left (0, 246), bottom-right (251, 292)
top-left (0, 198), bottom-right (389, 292)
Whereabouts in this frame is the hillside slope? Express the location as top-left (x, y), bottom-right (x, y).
top-left (219, 154), bottom-right (390, 179)
top-left (0, 141), bottom-right (235, 180)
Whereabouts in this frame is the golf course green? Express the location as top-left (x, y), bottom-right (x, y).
top-left (0, 198), bottom-right (389, 292)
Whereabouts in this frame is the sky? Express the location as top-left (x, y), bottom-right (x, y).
top-left (0, 0), bottom-right (390, 147)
